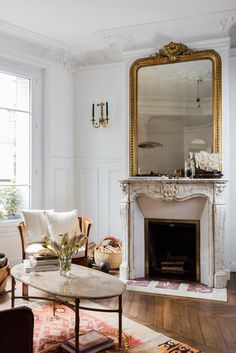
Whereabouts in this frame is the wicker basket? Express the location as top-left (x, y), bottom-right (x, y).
top-left (0, 261), bottom-right (9, 293)
top-left (94, 237), bottom-right (122, 270)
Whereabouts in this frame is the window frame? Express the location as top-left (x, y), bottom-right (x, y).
top-left (0, 59), bottom-right (42, 210)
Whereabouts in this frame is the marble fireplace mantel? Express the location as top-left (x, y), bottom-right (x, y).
top-left (119, 178), bottom-right (229, 288)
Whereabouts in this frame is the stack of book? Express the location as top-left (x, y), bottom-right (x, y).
top-left (24, 255), bottom-right (59, 272)
top-left (61, 330), bottom-right (114, 353)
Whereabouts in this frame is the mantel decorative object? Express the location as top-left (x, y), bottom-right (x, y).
top-left (194, 150), bottom-right (223, 178)
top-left (195, 151), bottom-right (221, 172)
top-left (91, 102), bottom-right (109, 128)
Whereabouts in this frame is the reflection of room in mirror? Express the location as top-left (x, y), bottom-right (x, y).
top-left (189, 138), bottom-right (208, 152)
top-left (137, 59), bottom-right (213, 175)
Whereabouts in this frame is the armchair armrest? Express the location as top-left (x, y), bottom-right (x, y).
top-left (17, 221), bottom-right (27, 260)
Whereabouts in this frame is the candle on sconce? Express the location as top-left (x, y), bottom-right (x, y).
top-left (106, 102), bottom-right (108, 116)
top-left (92, 103), bottom-right (95, 118)
top-left (91, 101), bottom-right (109, 128)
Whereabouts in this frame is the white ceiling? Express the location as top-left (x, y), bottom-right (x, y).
top-left (0, 0), bottom-right (235, 47)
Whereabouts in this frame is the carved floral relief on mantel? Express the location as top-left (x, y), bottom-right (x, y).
top-left (120, 179), bottom-right (223, 204)
top-left (160, 184), bottom-right (178, 201)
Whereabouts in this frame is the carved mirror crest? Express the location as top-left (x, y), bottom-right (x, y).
top-left (129, 42), bottom-right (222, 176)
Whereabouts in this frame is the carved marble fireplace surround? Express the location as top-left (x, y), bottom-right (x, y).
top-left (119, 178), bottom-right (228, 289)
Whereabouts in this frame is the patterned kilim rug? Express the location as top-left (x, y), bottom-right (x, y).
top-left (125, 279), bottom-right (227, 301)
top-left (32, 302), bottom-right (201, 353)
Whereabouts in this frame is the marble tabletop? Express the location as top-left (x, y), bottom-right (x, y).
top-left (11, 264), bottom-right (126, 300)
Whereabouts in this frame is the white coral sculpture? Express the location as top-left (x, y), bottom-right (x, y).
top-left (195, 151), bottom-right (221, 171)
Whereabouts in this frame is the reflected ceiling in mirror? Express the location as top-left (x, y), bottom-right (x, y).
top-left (129, 42), bottom-right (222, 176)
top-left (138, 60), bottom-right (212, 175)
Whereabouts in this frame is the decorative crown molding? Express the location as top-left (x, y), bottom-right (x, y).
top-left (63, 43), bottom-right (124, 70)
top-left (25, 42), bottom-right (65, 63)
top-left (102, 33), bottom-right (136, 51)
top-left (218, 16), bottom-right (235, 35)
top-left (0, 9), bottom-right (235, 71)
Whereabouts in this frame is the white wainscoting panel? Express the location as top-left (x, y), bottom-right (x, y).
top-left (77, 167), bottom-right (99, 242)
top-left (106, 169), bottom-right (124, 237)
top-left (75, 159), bottom-right (125, 244)
top-left (49, 157), bottom-right (75, 211)
top-left (53, 168), bottom-right (70, 211)
top-left (229, 53), bottom-right (236, 270)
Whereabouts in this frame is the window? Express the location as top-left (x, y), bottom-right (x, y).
top-left (0, 63), bottom-right (41, 218)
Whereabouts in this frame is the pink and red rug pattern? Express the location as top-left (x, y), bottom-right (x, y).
top-left (32, 303), bottom-right (201, 353)
top-left (33, 304), bottom-right (141, 352)
top-left (126, 279), bottom-right (213, 292)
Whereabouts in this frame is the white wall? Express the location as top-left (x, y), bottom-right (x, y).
top-left (229, 49), bottom-right (236, 271)
top-left (42, 64), bottom-right (75, 211)
top-left (74, 64), bottom-right (126, 243)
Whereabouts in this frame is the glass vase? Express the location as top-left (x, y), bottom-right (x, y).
top-left (58, 253), bottom-right (73, 277)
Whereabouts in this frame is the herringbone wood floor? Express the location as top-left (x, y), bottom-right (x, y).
top-left (98, 273), bottom-right (236, 353)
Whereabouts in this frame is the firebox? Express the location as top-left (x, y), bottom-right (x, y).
top-left (145, 219), bottom-right (200, 282)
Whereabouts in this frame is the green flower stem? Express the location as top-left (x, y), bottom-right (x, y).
top-left (58, 253), bottom-right (73, 277)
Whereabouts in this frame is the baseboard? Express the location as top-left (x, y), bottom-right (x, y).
top-left (225, 269), bottom-right (231, 280)
top-left (230, 262), bottom-right (236, 272)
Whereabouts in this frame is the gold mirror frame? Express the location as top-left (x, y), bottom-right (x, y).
top-left (129, 42), bottom-right (222, 176)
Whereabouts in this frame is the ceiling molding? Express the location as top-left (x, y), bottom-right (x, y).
top-left (102, 34), bottom-right (136, 51)
top-left (0, 9), bottom-right (235, 70)
top-left (218, 16), bottom-right (235, 35)
top-left (26, 42), bottom-right (65, 63)
top-left (63, 43), bottom-right (124, 71)
top-left (230, 47), bottom-right (236, 56)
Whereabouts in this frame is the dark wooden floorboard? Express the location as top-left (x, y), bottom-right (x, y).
top-left (188, 308), bottom-right (204, 345)
top-left (98, 273), bottom-right (236, 353)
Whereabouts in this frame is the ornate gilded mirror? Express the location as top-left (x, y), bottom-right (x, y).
top-left (129, 42), bottom-right (222, 176)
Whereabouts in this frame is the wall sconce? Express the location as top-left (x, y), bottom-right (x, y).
top-left (91, 102), bottom-right (109, 128)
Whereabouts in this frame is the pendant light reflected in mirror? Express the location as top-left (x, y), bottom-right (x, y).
top-left (138, 116), bottom-right (163, 149)
top-left (138, 141), bottom-right (163, 149)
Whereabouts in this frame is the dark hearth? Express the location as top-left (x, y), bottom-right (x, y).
top-left (145, 220), bottom-right (200, 282)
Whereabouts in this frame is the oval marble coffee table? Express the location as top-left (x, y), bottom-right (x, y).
top-left (11, 263), bottom-right (126, 353)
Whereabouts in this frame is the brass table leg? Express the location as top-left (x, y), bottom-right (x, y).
top-left (53, 299), bottom-right (56, 316)
top-left (118, 294), bottom-right (122, 348)
top-left (75, 298), bottom-right (80, 353)
top-left (11, 276), bottom-right (15, 308)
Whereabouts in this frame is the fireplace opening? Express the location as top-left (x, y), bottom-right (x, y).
top-left (145, 219), bottom-right (200, 282)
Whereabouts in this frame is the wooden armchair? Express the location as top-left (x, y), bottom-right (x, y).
top-left (72, 217), bottom-right (92, 266)
top-left (18, 216), bottom-right (92, 296)
top-left (0, 306), bottom-right (34, 353)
